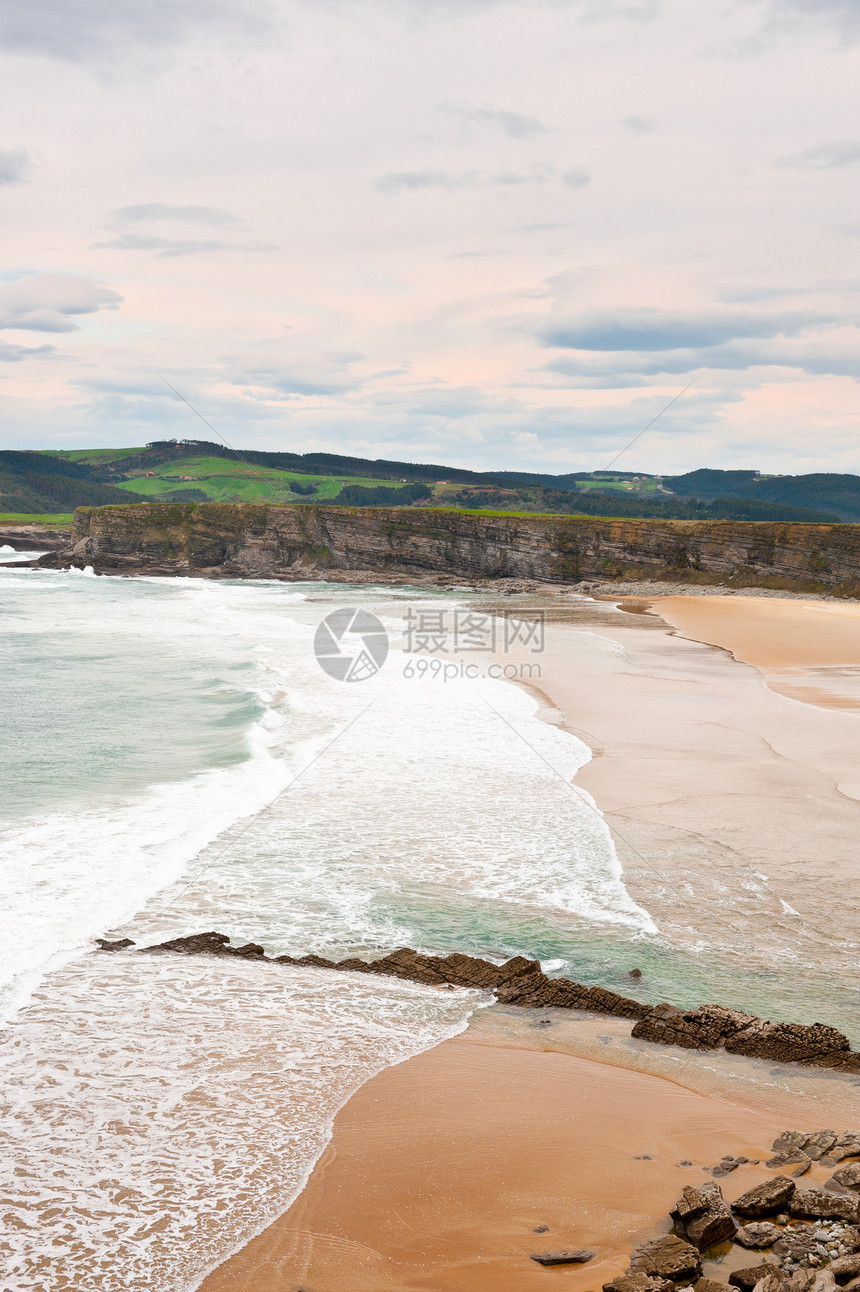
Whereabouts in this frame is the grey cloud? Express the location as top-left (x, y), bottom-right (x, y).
top-left (374, 169), bottom-right (478, 193)
top-left (542, 336), bottom-right (860, 381)
top-left (511, 221), bottom-right (574, 232)
top-left (759, 0), bottom-right (860, 46)
top-left (112, 203), bottom-right (240, 225)
top-left (92, 232), bottom-right (275, 257)
top-left (0, 147), bottom-right (37, 185)
top-left (0, 338), bottom-right (55, 361)
top-left (0, 0), bottom-right (273, 61)
top-left (622, 115), bottom-right (656, 133)
top-left (778, 140), bottom-right (860, 169)
top-left (541, 307), bottom-right (833, 351)
top-left (375, 164), bottom-right (586, 193)
top-left (440, 102), bottom-right (548, 139)
top-left (0, 273), bottom-right (122, 332)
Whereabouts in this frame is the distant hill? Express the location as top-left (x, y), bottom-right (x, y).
top-left (0, 451), bottom-right (138, 514)
top-left (11, 442), bottom-right (855, 523)
top-left (667, 470), bottom-right (860, 522)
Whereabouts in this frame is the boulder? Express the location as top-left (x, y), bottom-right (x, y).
top-left (751, 1271), bottom-right (792, 1292)
top-left (831, 1257), bottom-right (860, 1284)
top-left (736, 1223), bottom-right (780, 1250)
top-left (833, 1166), bottom-right (860, 1193)
top-left (95, 937), bottom-right (135, 951)
top-left (604, 1275), bottom-right (674, 1292)
top-left (672, 1187), bottom-right (712, 1222)
top-left (772, 1227), bottom-right (819, 1260)
top-left (729, 1264), bottom-right (778, 1290)
top-left (768, 1152), bottom-right (813, 1171)
top-left (803, 1133), bottom-right (838, 1162)
top-left (789, 1272), bottom-right (837, 1292)
top-left (694, 1280), bottom-right (727, 1292)
top-left (733, 1178), bottom-right (797, 1218)
top-left (790, 1192), bottom-right (860, 1223)
top-left (531, 1250), bottom-right (595, 1266)
top-left (832, 1137), bottom-right (860, 1163)
top-left (629, 1235), bottom-right (702, 1283)
top-left (774, 1134), bottom-right (813, 1154)
top-left (684, 1182), bottom-right (737, 1250)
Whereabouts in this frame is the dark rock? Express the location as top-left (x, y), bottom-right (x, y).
top-left (736, 1223), bottom-right (780, 1250)
top-left (733, 1178), bottom-right (797, 1218)
top-left (728, 1264), bottom-right (777, 1290)
top-left (833, 1139), bottom-right (860, 1164)
top-left (768, 1152), bottom-right (812, 1171)
top-left (685, 1193), bottom-right (737, 1251)
top-left (790, 1191), bottom-right (860, 1223)
top-left (144, 931), bottom-right (235, 956)
top-left (833, 1165), bottom-right (860, 1192)
top-left (629, 968), bottom-right (644, 979)
top-left (694, 1279), bottom-right (726, 1292)
top-left (725, 1024), bottom-right (851, 1067)
top-left (793, 1161), bottom-right (812, 1178)
top-left (632, 1004), bottom-right (759, 1052)
top-left (629, 1235), bottom-right (703, 1283)
top-left (534, 1225), bottom-right (550, 1233)
top-left (831, 1257), bottom-right (860, 1284)
top-left (713, 1160), bottom-right (741, 1178)
top-left (95, 937), bottom-right (135, 951)
top-left (774, 1133), bottom-right (813, 1154)
top-left (678, 1161), bottom-right (694, 1168)
top-left (531, 1250), bottom-right (595, 1265)
top-left (604, 1275), bottom-right (674, 1292)
top-left (672, 1187), bottom-right (711, 1221)
top-left (803, 1133), bottom-right (838, 1162)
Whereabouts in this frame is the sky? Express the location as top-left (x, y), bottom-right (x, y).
top-left (1, 0), bottom-right (859, 475)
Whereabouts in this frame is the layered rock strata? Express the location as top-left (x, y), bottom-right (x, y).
top-left (40, 502), bottom-right (860, 595)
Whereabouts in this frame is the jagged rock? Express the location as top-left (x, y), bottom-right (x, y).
top-left (683, 1182), bottom-right (736, 1250)
top-left (733, 1178), bottom-right (797, 1218)
top-left (774, 1134), bottom-right (813, 1154)
top-left (672, 1186), bottom-right (712, 1221)
top-left (604, 1275), bottom-right (674, 1292)
top-left (790, 1192), bottom-right (860, 1223)
top-left (632, 1004), bottom-right (759, 1051)
top-left (793, 1161), bottom-right (813, 1178)
top-left (833, 1138), bottom-right (860, 1164)
top-left (725, 1024), bottom-right (852, 1066)
top-left (144, 931), bottom-right (251, 957)
top-left (694, 1279), bottom-right (726, 1292)
top-left (736, 1223), bottom-right (780, 1249)
top-left (803, 1134), bottom-right (839, 1162)
top-left (531, 1250), bottom-right (594, 1265)
top-left (95, 937), bottom-right (135, 951)
top-left (833, 1166), bottom-right (860, 1192)
top-left (729, 1263), bottom-right (778, 1289)
top-left (714, 1159), bottom-right (743, 1178)
top-left (831, 1256), bottom-right (860, 1284)
top-left (790, 1271), bottom-right (837, 1292)
top-left (751, 1271), bottom-right (792, 1292)
top-left (629, 1235), bottom-right (703, 1283)
top-left (769, 1152), bottom-right (813, 1171)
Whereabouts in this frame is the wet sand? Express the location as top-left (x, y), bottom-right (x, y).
top-left (198, 1018), bottom-right (826, 1292)
top-left (198, 592), bottom-right (860, 1292)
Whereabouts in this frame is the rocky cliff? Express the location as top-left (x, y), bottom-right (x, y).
top-left (42, 502), bottom-right (860, 594)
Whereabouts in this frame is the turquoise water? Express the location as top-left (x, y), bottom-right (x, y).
top-left (0, 567), bottom-right (857, 1292)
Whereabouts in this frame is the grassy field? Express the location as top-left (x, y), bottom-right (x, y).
top-left (0, 513), bottom-right (74, 526)
top-left (52, 448), bottom-right (407, 503)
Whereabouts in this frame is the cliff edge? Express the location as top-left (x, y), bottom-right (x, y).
top-left (38, 502), bottom-right (860, 595)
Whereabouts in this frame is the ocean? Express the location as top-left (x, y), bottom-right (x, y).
top-left (0, 568), bottom-right (856, 1290)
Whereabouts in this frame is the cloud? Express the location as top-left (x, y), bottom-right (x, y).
top-left (778, 139), bottom-right (860, 169)
top-left (540, 307), bottom-right (833, 352)
top-left (0, 338), bottom-right (55, 361)
top-left (0, 0), bottom-right (273, 61)
top-left (92, 232), bottom-right (275, 257)
top-left (112, 202), bottom-right (240, 225)
top-left (375, 163), bottom-right (588, 193)
top-left (0, 147), bottom-right (37, 186)
top-left (0, 273), bottom-right (122, 332)
top-left (757, 0), bottom-right (860, 46)
top-left (440, 102), bottom-right (548, 138)
top-left (622, 115), bottom-right (656, 133)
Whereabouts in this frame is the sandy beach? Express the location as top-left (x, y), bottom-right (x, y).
top-left (199, 592), bottom-right (860, 1292)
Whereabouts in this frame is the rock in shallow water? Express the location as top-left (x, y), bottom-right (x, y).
top-left (737, 1223), bottom-right (781, 1250)
top-left (531, 1249), bottom-right (595, 1266)
top-left (733, 1178), bottom-right (797, 1218)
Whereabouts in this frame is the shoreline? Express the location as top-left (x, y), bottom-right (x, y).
top-left (196, 1006), bottom-right (860, 1292)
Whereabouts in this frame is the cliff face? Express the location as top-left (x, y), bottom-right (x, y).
top-left (53, 502), bottom-right (860, 594)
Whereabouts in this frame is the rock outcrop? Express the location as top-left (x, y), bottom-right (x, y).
top-left (732, 1179), bottom-right (797, 1218)
top-left (95, 932), bottom-right (860, 1077)
top-left (37, 502), bottom-right (860, 596)
top-left (672, 1182), bottom-right (736, 1250)
top-left (631, 1006), bottom-right (859, 1075)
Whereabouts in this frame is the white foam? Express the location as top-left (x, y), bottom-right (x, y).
top-left (0, 953), bottom-right (482, 1292)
